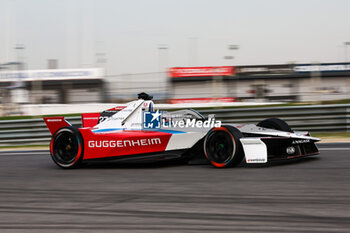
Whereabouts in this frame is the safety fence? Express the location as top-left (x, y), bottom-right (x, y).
top-left (0, 104), bottom-right (349, 146)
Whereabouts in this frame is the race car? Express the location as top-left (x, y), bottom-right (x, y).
top-left (44, 93), bottom-right (320, 168)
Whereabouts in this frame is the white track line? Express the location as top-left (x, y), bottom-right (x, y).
top-left (319, 148), bottom-right (350, 150)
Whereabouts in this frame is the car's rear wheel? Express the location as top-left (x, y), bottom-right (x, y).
top-left (204, 125), bottom-right (244, 168)
top-left (257, 118), bottom-right (292, 132)
top-left (50, 126), bottom-right (84, 168)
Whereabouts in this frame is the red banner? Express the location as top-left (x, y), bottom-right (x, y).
top-left (169, 66), bottom-right (235, 78)
top-left (169, 97), bottom-right (236, 104)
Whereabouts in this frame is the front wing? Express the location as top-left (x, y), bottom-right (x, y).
top-left (240, 137), bottom-right (319, 163)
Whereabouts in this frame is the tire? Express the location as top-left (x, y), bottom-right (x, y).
top-left (204, 125), bottom-right (244, 168)
top-left (50, 126), bottom-right (84, 168)
top-left (257, 118), bottom-right (293, 132)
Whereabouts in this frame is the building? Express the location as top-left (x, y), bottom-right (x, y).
top-left (0, 68), bottom-right (106, 104)
top-left (169, 63), bottom-right (350, 102)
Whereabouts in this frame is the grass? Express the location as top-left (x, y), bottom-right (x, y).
top-left (0, 113), bottom-right (81, 121)
top-left (319, 99), bottom-right (350, 105)
top-left (311, 132), bottom-right (350, 139)
top-left (0, 144), bottom-right (48, 149)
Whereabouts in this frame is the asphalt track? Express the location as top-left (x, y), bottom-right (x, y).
top-left (0, 143), bottom-right (349, 233)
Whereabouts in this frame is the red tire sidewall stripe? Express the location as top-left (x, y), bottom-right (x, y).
top-left (204, 127), bottom-right (236, 168)
top-left (51, 128), bottom-right (83, 168)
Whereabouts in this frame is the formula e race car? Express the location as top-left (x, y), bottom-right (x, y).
top-left (44, 93), bottom-right (320, 168)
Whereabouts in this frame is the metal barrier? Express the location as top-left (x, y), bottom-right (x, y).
top-left (200, 104), bottom-right (350, 132)
top-left (0, 116), bottom-right (81, 146)
top-left (0, 104), bottom-right (349, 146)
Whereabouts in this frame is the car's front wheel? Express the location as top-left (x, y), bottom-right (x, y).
top-left (50, 126), bottom-right (84, 168)
top-left (204, 125), bottom-right (244, 168)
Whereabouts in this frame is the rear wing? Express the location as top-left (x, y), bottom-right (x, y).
top-left (81, 113), bottom-right (100, 128)
top-left (43, 117), bottom-right (72, 135)
top-left (44, 105), bottom-right (126, 135)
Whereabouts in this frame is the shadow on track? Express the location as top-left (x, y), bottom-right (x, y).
top-left (76, 155), bottom-right (320, 170)
top-left (80, 158), bottom-right (191, 169)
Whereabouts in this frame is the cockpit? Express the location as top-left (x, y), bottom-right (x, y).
top-left (161, 109), bottom-right (205, 122)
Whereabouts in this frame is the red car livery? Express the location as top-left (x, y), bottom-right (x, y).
top-left (44, 93), bottom-right (320, 169)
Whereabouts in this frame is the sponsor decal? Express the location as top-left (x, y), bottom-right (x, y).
top-left (107, 106), bottom-right (126, 111)
top-left (292, 139), bottom-right (310, 144)
top-left (247, 158), bottom-right (266, 162)
top-left (286, 146), bottom-right (296, 154)
top-left (88, 138), bottom-right (161, 148)
top-left (83, 117), bottom-right (99, 120)
top-left (47, 119), bottom-right (62, 122)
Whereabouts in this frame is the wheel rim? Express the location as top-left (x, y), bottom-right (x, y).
top-left (205, 130), bottom-right (235, 164)
top-left (52, 130), bottom-right (79, 165)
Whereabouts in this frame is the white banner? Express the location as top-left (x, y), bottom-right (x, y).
top-left (0, 68), bottom-right (104, 82)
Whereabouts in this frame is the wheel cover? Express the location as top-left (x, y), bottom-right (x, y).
top-left (52, 130), bottom-right (80, 165)
top-left (205, 129), bottom-right (235, 165)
